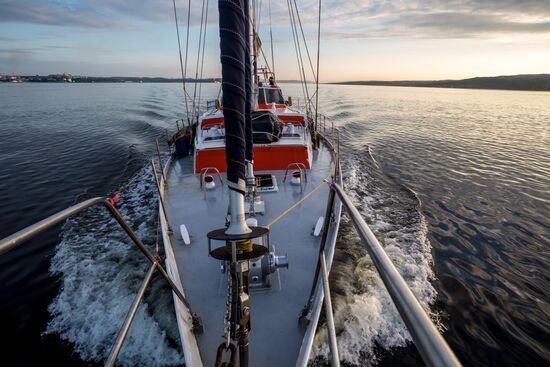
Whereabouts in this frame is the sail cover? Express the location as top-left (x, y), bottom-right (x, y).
top-left (219, 0), bottom-right (249, 192)
top-left (244, 0), bottom-right (253, 163)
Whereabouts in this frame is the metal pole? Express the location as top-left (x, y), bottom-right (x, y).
top-left (155, 138), bottom-right (166, 182)
top-left (302, 185), bottom-right (335, 317)
top-left (0, 195), bottom-right (201, 331)
top-left (0, 197), bottom-right (104, 255)
top-left (320, 251), bottom-right (340, 367)
top-left (150, 160), bottom-right (172, 233)
top-left (105, 261), bottom-right (158, 367)
top-left (102, 200), bottom-right (195, 314)
top-left (331, 183), bottom-right (461, 367)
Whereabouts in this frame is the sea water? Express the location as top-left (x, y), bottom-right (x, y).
top-left (0, 83), bottom-right (548, 366)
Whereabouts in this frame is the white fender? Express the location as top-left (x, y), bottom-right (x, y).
top-left (180, 224), bottom-right (191, 245)
top-left (313, 217), bottom-right (324, 237)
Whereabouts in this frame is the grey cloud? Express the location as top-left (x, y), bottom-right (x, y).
top-left (315, 0), bottom-right (550, 40)
top-left (0, 0), bottom-right (205, 29)
top-left (1, 0), bottom-right (550, 40)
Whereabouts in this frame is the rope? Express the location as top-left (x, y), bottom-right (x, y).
top-left (266, 180), bottom-right (327, 228)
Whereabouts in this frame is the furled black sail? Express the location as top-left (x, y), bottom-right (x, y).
top-left (244, 0), bottom-right (253, 163)
top-left (219, 0), bottom-right (248, 192)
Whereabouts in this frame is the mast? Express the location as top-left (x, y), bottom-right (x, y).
top-left (219, 0), bottom-right (251, 235)
top-left (217, 1), bottom-right (260, 366)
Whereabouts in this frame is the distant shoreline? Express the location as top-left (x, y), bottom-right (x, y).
top-left (0, 74), bottom-right (304, 84)
top-left (3, 73), bottom-right (550, 92)
top-left (330, 74), bottom-right (550, 92)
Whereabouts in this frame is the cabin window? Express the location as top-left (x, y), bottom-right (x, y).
top-left (258, 88), bottom-right (284, 105)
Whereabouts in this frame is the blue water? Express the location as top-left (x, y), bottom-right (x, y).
top-left (0, 83), bottom-right (548, 366)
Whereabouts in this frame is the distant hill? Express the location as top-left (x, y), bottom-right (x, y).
top-left (332, 74), bottom-right (550, 92)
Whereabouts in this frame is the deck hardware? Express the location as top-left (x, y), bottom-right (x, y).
top-left (283, 163), bottom-right (307, 193)
top-left (204, 175), bottom-right (216, 190)
top-left (290, 170), bottom-right (302, 185)
top-left (215, 342), bottom-right (237, 367)
top-left (200, 167), bottom-right (224, 190)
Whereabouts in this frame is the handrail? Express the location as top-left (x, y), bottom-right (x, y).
top-left (0, 197), bottom-right (105, 255)
top-left (319, 250), bottom-right (340, 367)
top-left (0, 195), bottom-right (202, 366)
top-left (331, 182), bottom-right (461, 367)
top-left (106, 260), bottom-right (159, 367)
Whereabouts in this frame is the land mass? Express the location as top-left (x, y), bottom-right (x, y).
top-left (0, 73), bottom-right (222, 83)
top-left (0, 73), bottom-right (303, 84)
top-left (332, 74), bottom-right (550, 92)
top-left (3, 73), bottom-right (549, 91)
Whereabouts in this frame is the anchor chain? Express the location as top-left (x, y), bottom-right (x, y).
top-left (223, 267), bottom-right (233, 347)
top-left (215, 342), bottom-right (237, 367)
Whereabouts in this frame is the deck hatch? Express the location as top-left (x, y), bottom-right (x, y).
top-left (255, 174), bottom-right (278, 192)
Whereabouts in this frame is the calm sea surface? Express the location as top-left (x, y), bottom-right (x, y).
top-left (0, 83), bottom-right (548, 366)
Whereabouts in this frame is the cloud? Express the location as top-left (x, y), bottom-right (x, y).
top-left (0, 0), bottom-right (200, 29)
top-left (269, 0), bottom-right (550, 41)
top-left (1, 0), bottom-right (549, 41)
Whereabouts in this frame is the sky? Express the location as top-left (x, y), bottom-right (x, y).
top-left (1, 0), bottom-right (550, 82)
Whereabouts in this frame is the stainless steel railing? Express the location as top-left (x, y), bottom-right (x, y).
top-left (310, 124), bottom-right (460, 366)
top-left (330, 182), bottom-right (461, 367)
top-left (319, 250), bottom-right (340, 367)
top-left (0, 195), bottom-right (201, 367)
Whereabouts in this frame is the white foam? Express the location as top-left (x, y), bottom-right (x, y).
top-left (312, 155), bottom-right (438, 365)
top-left (45, 163), bottom-right (184, 366)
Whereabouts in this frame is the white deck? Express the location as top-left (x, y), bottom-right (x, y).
top-left (162, 141), bottom-right (341, 366)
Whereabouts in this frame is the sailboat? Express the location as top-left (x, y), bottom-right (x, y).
top-left (161, 0), bottom-right (342, 365)
top-left (0, 0), bottom-right (463, 365)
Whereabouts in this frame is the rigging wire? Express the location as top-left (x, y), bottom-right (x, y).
top-left (256, 0), bottom-right (262, 35)
top-left (259, 46), bottom-right (273, 74)
top-left (172, 0), bottom-right (192, 123)
top-left (314, 0), bottom-right (322, 135)
top-left (197, 0), bottom-right (210, 113)
top-left (191, 0), bottom-right (207, 118)
top-left (183, 0), bottom-right (192, 117)
top-left (287, 0), bottom-right (310, 114)
top-left (268, 0), bottom-right (275, 76)
top-left (291, 0), bottom-right (317, 83)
